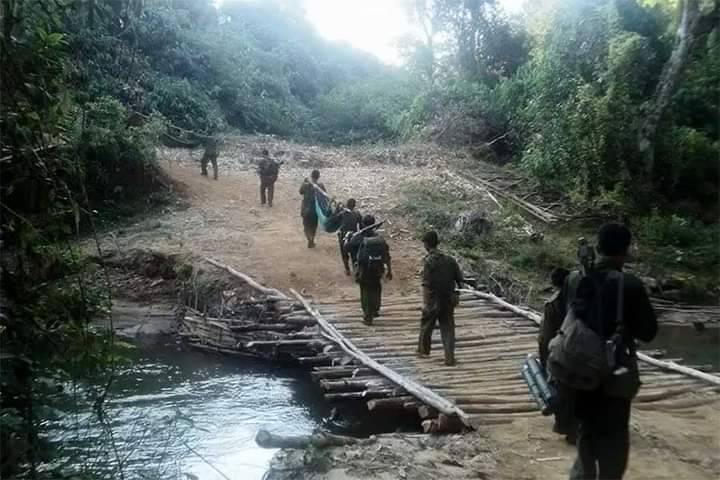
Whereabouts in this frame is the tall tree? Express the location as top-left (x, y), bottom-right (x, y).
top-left (637, 0), bottom-right (718, 179)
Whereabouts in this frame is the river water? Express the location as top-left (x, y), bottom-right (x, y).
top-left (48, 346), bottom-right (329, 480)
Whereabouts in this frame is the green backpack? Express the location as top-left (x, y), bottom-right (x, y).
top-left (548, 271), bottom-right (636, 394)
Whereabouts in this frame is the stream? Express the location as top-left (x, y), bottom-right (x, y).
top-left (47, 345), bottom-right (330, 480)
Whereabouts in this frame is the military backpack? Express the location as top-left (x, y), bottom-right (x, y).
top-left (357, 236), bottom-right (386, 281)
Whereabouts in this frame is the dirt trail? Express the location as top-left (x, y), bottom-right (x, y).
top-left (100, 155), bottom-right (434, 302)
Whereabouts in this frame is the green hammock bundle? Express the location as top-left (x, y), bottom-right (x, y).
top-left (314, 189), bottom-right (342, 233)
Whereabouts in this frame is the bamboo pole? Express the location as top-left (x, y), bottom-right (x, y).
top-left (460, 288), bottom-right (720, 387)
top-left (290, 289), bottom-right (472, 427)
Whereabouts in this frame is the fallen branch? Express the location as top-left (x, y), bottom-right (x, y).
top-left (204, 257), bottom-right (288, 299)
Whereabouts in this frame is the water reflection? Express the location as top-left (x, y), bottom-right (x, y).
top-left (49, 346), bottom-right (327, 480)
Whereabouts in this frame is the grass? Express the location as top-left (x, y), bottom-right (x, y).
top-left (399, 181), bottom-right (719, 307)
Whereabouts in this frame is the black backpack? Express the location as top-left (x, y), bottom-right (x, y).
top-left (357, 236), bottom-right (385, 281)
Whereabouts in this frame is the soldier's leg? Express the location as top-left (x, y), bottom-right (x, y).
top-left (360, 283), bottom-right (372, 324)
top-left (303, 215), bottom-right (316, 247)
top-left (596, 428), bottom-right (629, 479)
top-left (372, 280), bottom-right (382, 318)
top-left (339, 235), bottom-right (351, 274)
top-left (569, 424), bottom-right (598, 480)
top-left (267, 181), bottom-right (274, 207)
top-left (260, 180), bottom-right (267, 205)
top-left (211, 157), bottom-right (218, 180)
top-left (438, 301), bottom-right (456, 365)
top-left (417, 292), bottom-right (436, 355)
top-left (201, 156), bottom-right (208, 176)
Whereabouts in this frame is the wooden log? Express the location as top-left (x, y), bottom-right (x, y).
top-left (244, 339), bottom-right (326, 348)
top-left (291, 289), bottom-right (471, 427)
top-left (325, 389), bottom-right (404, 402)
top-left (205, 257), bottom-right (288, 298)
top-left (310, 367), bottom-right (377, 380)
top-left (297, 355), bottom-right (332, 366)
top-left (255, 429), bottom-right (362, 449)
top-left (229, 323), bottom-right (304, 332)
top-left (366, 396), bottom-right (416, 412)
top-left (319, 378), bottom-right (393, 392)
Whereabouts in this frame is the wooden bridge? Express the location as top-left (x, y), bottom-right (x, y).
top-left (180, 259), bottom-right (720, 432)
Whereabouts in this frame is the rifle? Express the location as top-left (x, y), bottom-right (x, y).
top-left (521, 354), bottom-right (557, 416)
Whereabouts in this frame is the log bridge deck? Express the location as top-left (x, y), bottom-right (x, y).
top-left (179, 259), bottom-right (720, 431)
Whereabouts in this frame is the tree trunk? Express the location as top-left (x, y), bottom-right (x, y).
top-left (638, 0), bottom-right (718, 179)
top-left (255, 429), bottom-right (361, 449)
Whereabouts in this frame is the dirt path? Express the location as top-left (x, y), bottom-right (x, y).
top-left (97, 142), bottom-right (720, 480)
top-left (100, 156), bottom-right (434, 301)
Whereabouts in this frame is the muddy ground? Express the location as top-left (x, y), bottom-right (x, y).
top-left (90, 137), bottom-right (720, 480)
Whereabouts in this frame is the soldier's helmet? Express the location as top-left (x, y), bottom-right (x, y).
top-left (361, 214), bottom-right (376, 227)
top-left (577, 236), bottom-right (587, 244)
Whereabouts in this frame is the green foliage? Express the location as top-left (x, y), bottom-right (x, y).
top-left (636, 210), bottom-right (720, 271)
top-left (313, 76), bottom-right (417, 144)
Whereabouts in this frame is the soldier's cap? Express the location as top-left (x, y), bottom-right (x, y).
top-left (361, 214), bottom-right (375, 227)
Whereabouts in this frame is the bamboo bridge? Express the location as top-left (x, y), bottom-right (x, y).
top-left (179, 258), bottom-right (720, 432)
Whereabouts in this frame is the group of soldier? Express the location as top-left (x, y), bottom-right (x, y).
top-left (202, 143), bottom-right (655, 479)
top-left (246, 149), bottom-right (464, 367)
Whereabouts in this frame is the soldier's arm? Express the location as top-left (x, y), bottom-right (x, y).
top-left (453, 258), bottom-right (464, 288)
top-left (384, 241), bottom-right (392, 275)
top-left (299, 181), bottom-right (308, 195)
top-left (626, 276), bottom-right (658, 343)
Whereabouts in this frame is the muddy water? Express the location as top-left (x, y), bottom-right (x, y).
top-left (48, 346), bottom-right (329, 480)
top-left (648, 324), bottom-right (720, 371)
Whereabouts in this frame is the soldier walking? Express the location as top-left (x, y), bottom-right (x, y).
top-left (417, 231), bottom-right (464, 366)
top-left (200, 136), bottom-right (220, 180)
top-left (349, 215), bottom-right (392, 325)
top-left (299, 169), bottom-right (325, 248)
top-left (577, 237), bottom-right (595, 275)
top-left (258, 149), bottom-right (281, 207)
top-left (337, 198), bottom-right (362, 275)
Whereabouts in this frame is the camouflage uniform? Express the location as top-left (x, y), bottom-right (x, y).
top-left (337, 208), bottom-right (362, 274)
top-left (258, 156), bottom-right (280, 206)
top-left (349, 232), bottom-right (391, 324)
top-left (200, 137), bottom-right (219, 180)
top-left (418, 248), bottom-right (463, 365)
top-left (299, 180), bottom-right (325, 247)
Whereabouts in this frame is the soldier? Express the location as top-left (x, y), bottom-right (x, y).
top-left (200, 136), bottom-right (219, 180)
top-left (417, 231), bottom-right (464, 366)
top-left (349, 215), bottom-right (392, 325)
top-left (556, 224), bottom-right (657, 480)
top-left (299, 170), bottom-right (325, 248)
top-left (538, 267), bottom-right (576, 444)
top-left (258, 149), bottom-right (281, 207)
top-left (337, 198), bottom-right (362, 276)
top-left (577, 237), bottom-right (595, 275)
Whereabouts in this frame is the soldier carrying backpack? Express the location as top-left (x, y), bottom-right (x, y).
top-left (348, 215), bottom-right (392, 325)
top-left (548, 223), bottom-right (657, 480)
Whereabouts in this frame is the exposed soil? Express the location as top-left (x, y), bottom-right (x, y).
top-left (91, 138), bottom-right (720, 480)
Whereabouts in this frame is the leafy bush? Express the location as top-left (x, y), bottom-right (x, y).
top-left (636, 210), bottom-right (720, 271)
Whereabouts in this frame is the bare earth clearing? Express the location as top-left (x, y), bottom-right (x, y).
top-left (94, 138), bottom-right (720, 480)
